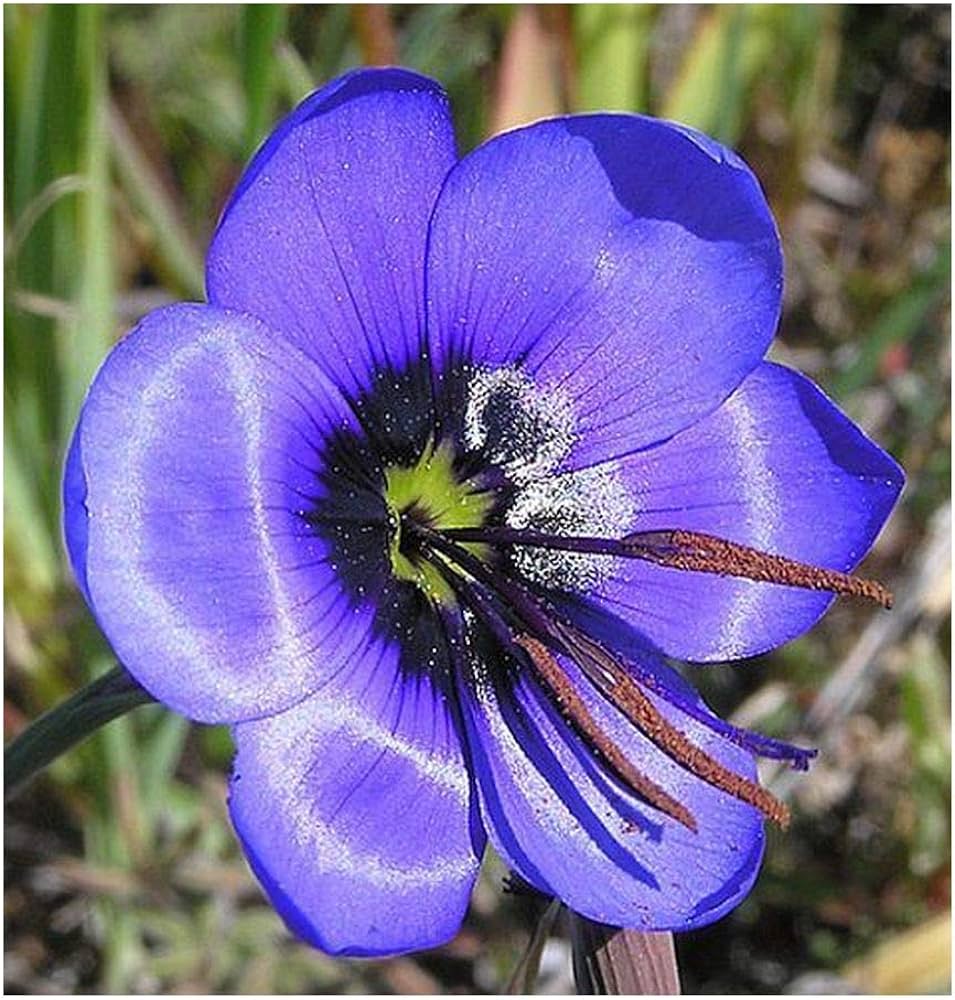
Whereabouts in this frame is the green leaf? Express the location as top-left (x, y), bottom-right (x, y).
top-left (238, 5), bottom-right (288, 155)
top-left (575, 4), bottom-right (655, 113)
top-left (5, 666), bottom-right (155, 798)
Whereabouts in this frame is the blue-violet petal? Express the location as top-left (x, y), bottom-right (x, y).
top-left (458, 638), bottom-right (764, 930)
top-left (63, 303), bottom-right (376, 723)
top-left (230, 636), bottom-right (485, 957)
top-left (207, 67), bottom-right (457, 396)
top-left (591, 361), bottom-right (905, 660)
top-left (426, 113), bottom-right (783, 460)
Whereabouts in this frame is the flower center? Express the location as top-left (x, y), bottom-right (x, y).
top-left (383, 438), bottom-right (493, 603)
top-left (307, 357), bottom-right (892, 835)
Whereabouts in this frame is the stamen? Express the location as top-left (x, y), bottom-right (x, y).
top-left (422, 540), bottom-right (699, 832)
top-left (443, 525), bottom-right (893, 608)
top-left (553, 623), bottom-right (791, 829)
top-left (414, 522), bottom-right (792, 828)
top-left (624, 529), bottom-right (893, 609)
top-left (553, 601), bottom-right (817, 770)
top-left (514, 635), bottom-right (698, 832)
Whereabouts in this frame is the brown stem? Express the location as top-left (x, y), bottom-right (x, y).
top-left (570, 916), bottom-right (681, 995)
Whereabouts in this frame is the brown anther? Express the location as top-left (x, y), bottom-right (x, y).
top-left (554, 624), bottom-right (791, 830)
top-left (625, 529), bottom-right (893, 609)
top-left (514, 635), bottom-right (699, 832)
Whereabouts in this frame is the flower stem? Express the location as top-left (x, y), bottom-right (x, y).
top-left (5, 666), bottom-right (155, 799)
top-left (570, 916), bottom-right (681, 995)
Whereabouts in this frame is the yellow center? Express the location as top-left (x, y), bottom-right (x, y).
top-left (384, 439), bottom-right (492, 603)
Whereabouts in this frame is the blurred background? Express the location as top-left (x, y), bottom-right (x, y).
top-left (4, 4), bottom-right (950, 994)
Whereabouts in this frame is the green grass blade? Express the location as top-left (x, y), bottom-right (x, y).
top-left (239, 5), bottom-right (288, 155)
top-left (58, 4), bottom-right (114, 442)
top-left (138, 713), bottom-right (190, 834)
top-left (276, 38), bottom-right (315, 104)
top-left (574, 4), bottom-right (655, 112)
top-left (108, 102), bottom-right (205, 298)
top-left (3, 424), bottom-right (59, 592)
top-left (5, 6), bottom-right (77, 583)
top-left (661, 6), bottom-right (772, 142)
top-left (5, 666), bottom-right (153, 798)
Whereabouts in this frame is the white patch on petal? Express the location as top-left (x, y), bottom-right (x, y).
top-left (242, 676), bottom-right (471, 885)
top-left (461, 364), bottom-right (636, 591)
top-left (463, 366), bottom-right (575, 482)
top-left (506, 463), bottom-right (636, 591)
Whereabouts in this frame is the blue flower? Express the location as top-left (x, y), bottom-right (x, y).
top-left (63, 68), bottom-right (903, 956)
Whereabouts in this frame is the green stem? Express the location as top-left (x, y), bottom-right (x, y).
top-left (5, 666), bottom-right (156, 799)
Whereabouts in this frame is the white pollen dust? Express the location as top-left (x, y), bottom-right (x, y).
top-left (463, 366), bottom-right (575, 483)
top-left (506, 464), bottom-right (636, 591)
top-left (462, 365), bottom-right (635, 591)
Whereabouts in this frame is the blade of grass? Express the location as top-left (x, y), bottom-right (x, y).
top-left (138, 713), bottom-right (190, 836)
top-left (7, 6), bottom-right (49, 218)
top-left (574, 4), bottom-right (655, 112)
top-left (85, 804), bottom-right (143, 991)
top-left (5, 6), bottom-right (66, 562)
top-left (108, 101), bottom-right (205, 298)
top-left (58, 4), bottom-right (114, 442)
top-left (78, 654), bottom-right (151, 991)
top-left (6, 175), bottom-right (89, 264)
top-left (5, 666), bottom-right (153, 799)
top-left (3, 426), bottom-right (59, 593)
top-left (238, 4), bottom-right (288, 156)
top-left (275, 38), bottom-right (315, 104)
top-left (661, 5), bottom-right (773, 143)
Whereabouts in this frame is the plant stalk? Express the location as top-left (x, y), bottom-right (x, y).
top-left (5, 666), bottom-right (155, 799)
top-left (570, 916), bottom-right (681, 995)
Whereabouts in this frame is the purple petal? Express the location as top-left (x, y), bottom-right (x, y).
top-left (590, 362), bottom-right (904, 661)
top-left (458, 648), bottom-right (765, 930)
top-left (230, 636), bottom-right (485, 957)
top-left (63, 428), bottom-right (91, 604)
top-left (63, 303), bottom-right (377, 723)
top-left (426, 113), bottom-right (782, 457)
top-left (207, 67), bottom-right (457, 395)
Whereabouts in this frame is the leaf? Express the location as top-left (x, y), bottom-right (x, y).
top-left (238, 5), bottom-right (288, 156)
